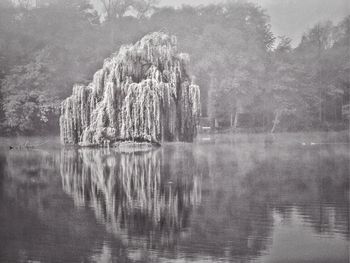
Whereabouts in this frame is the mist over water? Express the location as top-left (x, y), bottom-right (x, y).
top-left (0, 0), bottom-right (349, 261)
top-left (0, 133), bottom-right (348, 262)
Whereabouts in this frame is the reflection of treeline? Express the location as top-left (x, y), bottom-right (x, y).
top-left (241, 146), bottom-right (349, 239)
top-left (172, 142), bottom-right (349, 261)
top-left (173, 148), bottom-right (274, 261)
top-left (0, 150), bottom-right (119, 263)
top-left (1, 140), bottom-right (348, 261)
top-left (60, 148), bottom-right (202, 246)
top-left (3, 150), bottom-right (59, 192)
top-left (1, 0), bottom-right (349, 135)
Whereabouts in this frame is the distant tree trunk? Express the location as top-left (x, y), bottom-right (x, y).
top-left (319, 101), bottom-right (323, 123)
top-left (341, 100), bottom-right (343, 121)
top-left (233, 101), bottom-right (243, 129)
top-left (262, 112), bottom-right (265, 131)
top-left (233, 111), bottom-right (239, 129)
top-left (271, 111), bottom-right (281, 133)
top-left (333, 99), bottom-right (336, 121)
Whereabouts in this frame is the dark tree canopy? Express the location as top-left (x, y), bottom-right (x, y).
top-left (0, 0), bottom-right (349, 135)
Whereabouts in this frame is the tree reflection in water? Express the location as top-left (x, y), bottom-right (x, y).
top-left (60, 147), bottom-right (202, 248)
top-left (0, 135), bottom-right (348, 262)
top-left (0, 150), bottom-right (117, 263)
top-left (59, 142), bottom-right (349, 262)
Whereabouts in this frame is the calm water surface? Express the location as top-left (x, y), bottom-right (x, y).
top-left (0, 133), bottom-right (349, 263)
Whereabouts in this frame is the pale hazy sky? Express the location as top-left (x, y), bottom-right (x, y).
top-left (91, 0), bottom-right (350, 46)
top-left (159, 0), bottom-right (350, 46)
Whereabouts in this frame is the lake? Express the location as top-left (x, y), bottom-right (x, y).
top-left (0, 132), bottom-right (349, 263)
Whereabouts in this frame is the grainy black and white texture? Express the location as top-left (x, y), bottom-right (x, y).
top-left (0, 1), bottom-right (349, 263)
top-left (60, 32), bottom-right (200, 146)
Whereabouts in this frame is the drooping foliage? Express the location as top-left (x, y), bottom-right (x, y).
top-left (0, 0), bottom-right (349, 135)
top-left (60, 32), bottom-right (200, 145)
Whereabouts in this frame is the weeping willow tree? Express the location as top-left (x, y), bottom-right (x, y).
top-left (60, 32), bottom-right (200, 146)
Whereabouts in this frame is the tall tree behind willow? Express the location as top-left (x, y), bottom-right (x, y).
top-left (0, 1), bottom-right (348, 135)
top-left (146, 2), bottom-right (275, 125)
top-left (293, 17), bottom-right (350, 129)
top-left (0, 0), bottom-right (104, 134)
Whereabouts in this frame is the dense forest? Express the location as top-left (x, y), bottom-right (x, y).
top-left (0, 0), bottom-right (349, 135)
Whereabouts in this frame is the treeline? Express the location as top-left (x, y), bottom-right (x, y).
top-left (0, 0), bottom-right (349, 135)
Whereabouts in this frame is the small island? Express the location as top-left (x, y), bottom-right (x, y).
top-left (60, 32), bottom-right (200, 147)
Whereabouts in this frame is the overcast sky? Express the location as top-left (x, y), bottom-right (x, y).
top-left (91, 0), bottom-right (350, 46)
top-left (159, 0), bottom-right (350, 46)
